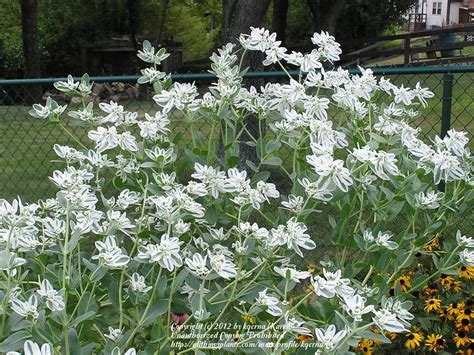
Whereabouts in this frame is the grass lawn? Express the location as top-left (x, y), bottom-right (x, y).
top-left (0, 73), bottom-right (472, 203)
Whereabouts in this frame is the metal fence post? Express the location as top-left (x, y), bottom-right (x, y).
top-left (440, 73), bottom-right (454, 139)
top-left (438, 73), bottom-right (454, 192)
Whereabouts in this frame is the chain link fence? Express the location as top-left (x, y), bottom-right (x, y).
top-left (0, 67), bottom-right (473, 203)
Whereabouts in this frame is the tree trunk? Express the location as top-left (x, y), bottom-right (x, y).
top-left (272, 0), bottom-right (289, 44)
top-left (20, 0), bottom-right (41, 102)
top-left (222, 0), bottom-right (271, 169)
top-left (306, 0), bottom-right (347, 34)
top-left (321, 0), bottom-right (346, 35)
top-left (128, 0), bottom-right (140, 51)
top-left (157, 0), bottom-right (170, 43)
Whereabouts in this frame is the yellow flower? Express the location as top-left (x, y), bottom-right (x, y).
top-left (453, 280), bottom-right (463, 293)
top-left (426, 334), bottom-right (445, 352)
top-left (241, 313), bottom-right (256, 324)
top-left (437, 273), bottom-right (454, 289)
top-left (457, 265), bottom-right (474, 280)
top-left (454, 330), bottom-right (472, 348)
top-left (425, 234), bottom-right (441, 251)
top-left (456, 317), bottom-right (473, 332)
top-left (394, 274), bottom-right (412, 292)
top-left (357, 339), bottom-right (374, 355)
top-left (405, 332), bottom-right (424, 350)
top-left (425, 298), bottom-right (442, 313)
top-left (385, 331), bottom-right (399, 341)
top-left (457, 308), bottom-right (474, 322)
top-left (423, 283), bottom-right (440, 296)
top-left (448, 302), bottom-right (465, 318)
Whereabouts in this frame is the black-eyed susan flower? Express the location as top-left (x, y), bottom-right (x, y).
top-left (425, 234), bottom-right (440, 251)
top-left (405, 331), bottom-right (424, 350)
top-left (453, 280), bottom-right (463, 293)
top-left (456, 317), bottom-right (473, 332)
top-left (426, 334), bottom-right (445, 352)
top-left (448, 302), bottom-right (465, 319)
top-left (357, 339), bottom-right (374, 355)
top-left (454, 330), bottom-right (472, 348)
top-left (457, 308), bottom-right (474, 322)
top-left (425, 298), bottom-right (442, 312)
top-left (438, 307), bottom-right (448, 319)
top-left (385, 331), bottom-right (399, 341)
top-left (458, 265), bottom-right (474, 280)
top-left (438, 273), bottom-right (454, 289)
top-left (423, 283), bottom-right (440, 296)
top-left (394, 274), bottom-right (412, 292)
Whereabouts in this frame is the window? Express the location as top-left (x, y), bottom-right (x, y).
top-left (432, 1), bottom-right (442, 15)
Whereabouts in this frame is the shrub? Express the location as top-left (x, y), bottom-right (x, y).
top-left (0, 28), bottom-right (472, 354)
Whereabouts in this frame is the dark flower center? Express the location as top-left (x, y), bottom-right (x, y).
top-left (464, 309), bottom-right (471, 315)
top-left (408, 334), bottom-right (415, 340)
top-left (430, 300), bottom-right (435, 304)
top-left (441, 274), bottom-right (447, 279)
top-left (452, 302), bottom-right (458, 308)
top-left (461, 266), bottom-right (467, 271)
top-left (458, 331), bottom-right (466, 338)
top-left (436, 338), bottom-right (444, 345)
top-left (462, 319), bottom-right (470, 325)
top-left (399, 279), bottom-right (405, 285)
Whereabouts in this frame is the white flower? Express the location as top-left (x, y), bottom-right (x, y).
top-left (136, 234), bottom-right (183, 271)
top-left (281, 195), bottom-right (304, 213)
top-left (431, 150), bottom-right (465, 184)
top-left (444, 129), bottom-right (468, 156)
top-left (37, 279), bottom-right (65, 311)
top-left (185, 253), bottom-right (210, 277)
top-left (314, 324), bottom-right (347, 351)
top-left (283, 312), bottom-right (312, 335)
top-left (208, 252), bottom-right (237, 279)
top-left (373, 308), bottom-right (407, 333)
top-left (88, 126), bottom-right (120, 152)
top-left (375, 231), bottom-right (398, 250)
top-left (92, 235), bottom-right (130, 269)
top-left (344, 294), bottom-right (374, 321)
top-left (274, 266), bottom-right (311, 283)
top-left (413, 82), bottom-right (434, 107)
top-left (10, 295), bottom-right (39, 320)
top-left (6, 340), bottom-right (53, 355)
top-left (130, 273), bottom-right (152, 294)
top-left (415, 190), bottom-right (444, 209)
top-left (456, 230), bottom-right (473, 248)
top-left (269, 218), bottom-right (316, 257)
top-left (255, 288), bottom-right (282, 316)
top-left (459, 249), bottom-right (474, 266)
top-left (105, 327), bottom-right (122, 341)
top-left (393, 85), bottom-right (415, 106)
top-left (153, 82), bottom-right (198, 113)
top-left (311, 269), bottom-right (354, 299)
top-left (192, 163), bottom-right (236, 198)
top-left (306, 154), bottom-right (353, 192)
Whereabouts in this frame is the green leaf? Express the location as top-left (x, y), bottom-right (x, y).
top-left (70, 311), bottom-right (96, 328)
top-left (61, 329), bottom-right (81, 355)
top-left (262, 157), bottom-right (282, 166)
top-left (265, 140), bottom-right (282, 153)
top-left (0, 331), bottom-right (31, 352)
top-left (142, 300), bottom-right (168, 326)
top-left (227, 156), bottom-right (239, 168)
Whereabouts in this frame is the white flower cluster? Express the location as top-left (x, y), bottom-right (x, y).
top-left (4, 27), bottom-right (472, 353)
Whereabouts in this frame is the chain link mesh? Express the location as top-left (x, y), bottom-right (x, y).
top-left (0, 69), bottom-right (472, 203)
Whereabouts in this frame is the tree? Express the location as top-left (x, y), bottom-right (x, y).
top-left (20, 0), bottom-right (41, 101)
top-left (272, 0), bottom-right (289, 44)
top-left (304, 0), bottom-right (417, 48)
top-left (222, 0), bottom-right (272, 168)
top-left (306, 0), bottom-right (347, 36)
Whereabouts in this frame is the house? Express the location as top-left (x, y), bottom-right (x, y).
top-left (408, 0), bottom-right (474, 31)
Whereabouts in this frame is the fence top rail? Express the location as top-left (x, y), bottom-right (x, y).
top-left (2, 66), bottom-right (474, 86)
